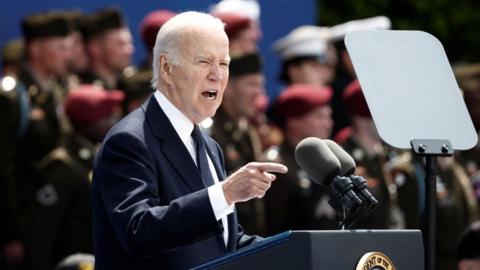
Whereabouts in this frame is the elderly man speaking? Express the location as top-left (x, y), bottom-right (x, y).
top-left (91, 11), bottom-right (287, 269)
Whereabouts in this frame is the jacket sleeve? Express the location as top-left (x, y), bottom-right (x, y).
top-left (210, 138), bottom-right (263, 248)
top-left (93, 132), bottom-right (221, 258)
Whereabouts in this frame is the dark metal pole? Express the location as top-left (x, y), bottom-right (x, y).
top-left (424, 155), bottom-right (437, 270)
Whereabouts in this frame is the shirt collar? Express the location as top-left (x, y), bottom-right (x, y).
top-left (154, 90), bottom-right (194, 143)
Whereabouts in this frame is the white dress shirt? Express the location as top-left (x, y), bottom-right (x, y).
top-left (154, 91), bottom-right (234, 246)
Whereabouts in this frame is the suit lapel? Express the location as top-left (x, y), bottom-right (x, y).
top-left (143, 95), bottom-right (236, 248)
top-left (143, 96), bottom-right (204, 192)
top-left (204, 137), bottom-right (239, 251)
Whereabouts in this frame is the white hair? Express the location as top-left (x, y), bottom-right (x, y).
top-left (151, 11), bottom-right (226, 89)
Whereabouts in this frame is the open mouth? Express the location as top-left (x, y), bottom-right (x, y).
top-left (202, 90), bottom-right (218, 100)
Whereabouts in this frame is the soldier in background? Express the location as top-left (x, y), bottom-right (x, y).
top-left (115, 9), bottom-right (175, 115)
top-left (213, 5), bottom-right (281, 150)
top-left (0, 12), bottom-right (73, 268)
top-left (210, 0), bottom-right (262, 52)
top-left (265, 84), bottom-right (337, 234)
top-left (25, 85), bottom-right (124, 270)
top-left (335, 80), bottom-right (397, 229)
top-left (215, 12), bottom-right (257, 55)
top-left (273, 25), bottom-right (336, 88)
top-left (63, 10), bottom-right (90, 89)
top-left (80, 7), bottom-right (134, 90)
top-left (210, 52), bottom-right (267, 235)
top-left (329, 16), bottom-right (391, 136)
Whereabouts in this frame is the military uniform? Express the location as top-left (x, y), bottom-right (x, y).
top-left (265, 83), bottom-right (337, 234)
top-left (25, 134), bottom-right (94, 270)
top-left (264, 142), bottom-right (337, 235)
top-left (14, 67), bottom-right (72, 233)
top-left (210, 108), bottom-right (267, 235)
top-left (0, 67), bottom-right (71, 246)
top-left (341, 78), bottom-right (423, 229)
top-left (79, 7), bottom-right (133, 91)
top-left (24, 84), bottom-right (124, 270)
top-left (338, 135), bottom-right (392, 229)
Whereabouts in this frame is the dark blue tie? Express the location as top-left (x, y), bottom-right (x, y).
top-left (192, 125), bottom-right (215, 187)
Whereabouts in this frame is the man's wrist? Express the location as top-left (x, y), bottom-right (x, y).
top-left (221, 181), bottom-right (234, 205)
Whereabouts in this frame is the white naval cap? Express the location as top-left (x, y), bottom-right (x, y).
top-left (330, 16), bottom-right (392, 42)
top-left (210, 0), bottom-right (260, 21)
top-left (272, 25), bottom-right (332, 62)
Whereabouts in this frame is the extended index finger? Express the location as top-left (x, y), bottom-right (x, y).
top-left (248, 162), bottom-right (288, 174)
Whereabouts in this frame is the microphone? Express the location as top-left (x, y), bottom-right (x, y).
top-left (324, 139), bottom-right (379, 219)
top-left (324, 139), bottom-right (356, 175)
top-left (295, 138), bottom-right (363, 228)
top-left (295, 137), bottom-right (341, 185)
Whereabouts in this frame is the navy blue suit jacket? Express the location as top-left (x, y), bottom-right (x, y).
top-left (92, 96), bottom-right (258, 269)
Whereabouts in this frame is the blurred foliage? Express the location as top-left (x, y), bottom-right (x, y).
top-left (317, 0), bottom-right (480, 63)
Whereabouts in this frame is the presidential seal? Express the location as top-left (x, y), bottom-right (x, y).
top-left (356, 252), bottom-right (396, 270)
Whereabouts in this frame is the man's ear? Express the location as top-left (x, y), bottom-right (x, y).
top-left (159, 54), bottom-right (173, 84)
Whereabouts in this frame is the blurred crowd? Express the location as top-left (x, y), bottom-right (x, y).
top-left (0, 0), bottom-right (479, 269)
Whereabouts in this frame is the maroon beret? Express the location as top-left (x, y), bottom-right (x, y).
top-left (275, 84), bottom-right (333, 120)
top-left (65, 84), bottom-right (125, 125)
top-left (139, 10), bottom-right (176, 53)
top-left (343, 79), bottom-right (372, 118)
top-left (215, 12), bottom-right (251, 39)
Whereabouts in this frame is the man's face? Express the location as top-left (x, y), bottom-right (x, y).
top-left (224, 73), bottom-right (265, 118)
top-left (298, 59), bottom-right (334, 87)
top-left (230, 26), bottom-right (258, 54)
top-left (66, 31), bottom-right (89, 73)
top-left (288, 105), bottom-right (333, 140)
top-left (165, 27), bottom-right (230, 124)
top-left (100, 27), bottom-right (134, 72)
top-left (35, 36), bottom-right (71, 77)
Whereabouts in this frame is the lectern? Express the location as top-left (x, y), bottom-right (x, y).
top-left (194, 230), bottom-right (423, 269)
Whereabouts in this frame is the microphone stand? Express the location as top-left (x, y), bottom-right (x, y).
top-left (328, 176), bottom-right (364, 230)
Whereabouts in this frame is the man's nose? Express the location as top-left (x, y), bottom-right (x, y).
top-left (207, 64), bottom-right (224, 81)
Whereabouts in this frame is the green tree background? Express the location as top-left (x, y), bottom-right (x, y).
top-left (317, 0), bottom-right (480, 63)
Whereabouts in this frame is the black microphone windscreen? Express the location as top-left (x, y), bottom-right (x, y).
top-left (295, 137), bottom-right (341, 185)
top-left (324, 139), bottom-right (356, 176)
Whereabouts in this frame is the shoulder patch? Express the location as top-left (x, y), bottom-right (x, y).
top-left (36, 183), bottom-right (58, 206)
